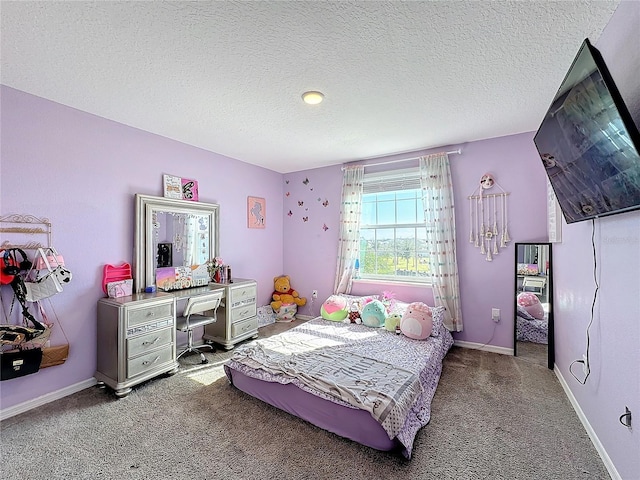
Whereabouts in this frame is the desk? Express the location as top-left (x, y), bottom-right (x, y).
top-left (171, 278), bottom-right (258, 350)
top-left (202, 278), bottom-right (258, 349)
top-left (96, 292), bottom-right (178, 397)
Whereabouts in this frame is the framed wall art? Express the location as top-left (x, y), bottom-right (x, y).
top-left (163, 174), bottom-right (199, 202)
top-left (247, 196), bottom-right (266, 229)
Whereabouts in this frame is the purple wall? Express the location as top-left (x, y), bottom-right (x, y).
top-left (284, 132), bottom-right (549, 351)
top-left (2, 4), bottom-right (637, 474)
top-left (0, 86), bottom-right (284, 408)
top-left (553, 2), bottom-right (639, 478)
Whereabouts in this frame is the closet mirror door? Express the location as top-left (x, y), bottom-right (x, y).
top-left (514, 242), bottom-right (554, 369)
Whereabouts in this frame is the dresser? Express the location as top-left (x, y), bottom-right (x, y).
top-left (95, 292), bottom-right (178, 397)
top-left (202, 278), bottom-right (258, 349)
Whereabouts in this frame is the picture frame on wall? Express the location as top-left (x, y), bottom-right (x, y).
top-left (163, 174), bottom-right (199, 202)
top-left (247, 196), bottom-right (266, 229)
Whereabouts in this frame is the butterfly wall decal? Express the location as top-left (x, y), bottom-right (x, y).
top-left (302, 178), bottom-right (309, 185)
top-left (302, 216), bottom-right (309, 222)
top-left (287, 210), bottom-right (293, 217)
top-left (322, 199), bottom-right (329, 207)
top-left (298, 201), bottom-right (304, 207)
top-left (322, 223), bottom-right (329, 231)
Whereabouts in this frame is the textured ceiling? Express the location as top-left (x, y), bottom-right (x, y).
top-left (1, 1), bottom-right (620, 173)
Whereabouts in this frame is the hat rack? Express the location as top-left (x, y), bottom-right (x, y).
top-left (0, 214), bottom-right (52, 250)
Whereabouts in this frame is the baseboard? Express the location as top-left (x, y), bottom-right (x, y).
top-left (295, 314), bottom-right (316, 321)
top-left (554, 366), bottom-right (620, 480)
top-left (453, 339), bottom-right (514, 356)
top-left (0, 377), bottom-right (97, 422)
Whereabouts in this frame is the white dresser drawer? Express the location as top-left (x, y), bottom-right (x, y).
top-left (127, 302), bottom-right (173, 328)
top-left (230, 303), bottom-right (257, 323)
top-left (126, 327), bottom-right (173, 358)
top-left (230, 316), bottom-right (258, 338)
top-left (127, 347), bottom-right (174, 378)
top-left (230, 285), bottom-right (257, 307)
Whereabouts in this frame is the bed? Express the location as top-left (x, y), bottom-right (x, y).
top-left (516, 304), bottom-right (548, 344)
top-left (224, 303), bottom-right (453, 458)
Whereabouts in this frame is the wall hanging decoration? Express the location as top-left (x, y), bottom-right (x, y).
top-left (468, 173), bottom-right (510, 261)
top-left (247, 196), bottom-right (266, 229)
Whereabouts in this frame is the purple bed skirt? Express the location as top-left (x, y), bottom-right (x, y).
top-left (226, 366), bottom-right (400, 452)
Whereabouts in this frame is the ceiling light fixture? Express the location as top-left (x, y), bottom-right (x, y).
top-left (302, 91), bottom-right (324, 105)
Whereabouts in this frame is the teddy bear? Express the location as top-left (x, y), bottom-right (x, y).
top-left (271, 275), bottom-right (307, 312)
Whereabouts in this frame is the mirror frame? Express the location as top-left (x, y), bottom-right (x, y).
top-left (513, 242), bottom-right (554, 369)
top-left (134, 194), bottom-right (220, 293)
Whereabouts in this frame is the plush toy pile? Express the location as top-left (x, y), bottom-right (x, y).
top-left (318, 293), bottom-right (441, 341)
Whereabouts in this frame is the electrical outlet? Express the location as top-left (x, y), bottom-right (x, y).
top-left (312, 290), bottom-right (318, 299)
top-left (492, 308), bottom-right (500, 323)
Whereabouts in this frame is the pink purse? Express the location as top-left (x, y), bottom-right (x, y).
top-left (35, 247), bottom-right (65, 270)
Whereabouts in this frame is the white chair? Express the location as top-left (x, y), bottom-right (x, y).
top-left (522, 276), bottom-right (547, 296)
top-left (175, 291), bottom-right (223, 364)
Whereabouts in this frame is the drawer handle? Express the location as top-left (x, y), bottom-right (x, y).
top-left (146, 311), bottom-right (156, 317)
top-left (142, 356), bottom-right (160, 366)
top-left (142, 337), bottom-right (160, 346)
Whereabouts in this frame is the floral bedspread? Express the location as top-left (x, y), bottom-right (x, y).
top-left (224, 317), bottom-right (453, 458)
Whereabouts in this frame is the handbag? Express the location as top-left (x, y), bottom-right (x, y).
top-left (40, 344), bottom-right (69, 368)
top-left (35, 300), bottom-right (69, 369)
top-left (35, 248), bottom-right (65, 270)
top-left (24, 248), bottom-right (65, 302)
top-left (1, 348), bottom-right (43, 380)
top-left (37, 248), bottom-right (72, 285)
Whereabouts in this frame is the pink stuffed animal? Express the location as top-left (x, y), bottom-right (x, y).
top-left (517, 292), bottom-right (545, 320)
top-left (400, 302), bottom-right (433, 340)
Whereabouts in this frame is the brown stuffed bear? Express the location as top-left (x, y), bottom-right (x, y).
top-left (271, 275), bottom-right (307, 312)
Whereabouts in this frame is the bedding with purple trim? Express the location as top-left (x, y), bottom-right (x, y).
top-left (224, 313), bottom-right (453, 458)
top-left (516, 307), bottom-right (548, 344)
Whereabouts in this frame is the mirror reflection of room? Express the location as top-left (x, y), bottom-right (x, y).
top-left (515, 243), bottom-right (552, 367)
top-left (152, 211), bottom-right (210, 270)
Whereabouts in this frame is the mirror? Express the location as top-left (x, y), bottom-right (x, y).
top-left (514, 242), bottom-right (554, 369)
top-left (134, 194), bottom-right (219, 293)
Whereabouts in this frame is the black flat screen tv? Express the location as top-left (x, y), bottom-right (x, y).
top-left (533, 38), bottom-right (640, 224)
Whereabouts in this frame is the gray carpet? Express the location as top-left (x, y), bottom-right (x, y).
top-left (0, 319), bottom-right (610, 479)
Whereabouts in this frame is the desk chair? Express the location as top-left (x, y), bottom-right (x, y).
top-left (522, 276), bottom-right (546, 296)
top-left (175, 291), bottom-right (223, 364)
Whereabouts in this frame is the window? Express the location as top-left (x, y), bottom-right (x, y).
top-left (359, 168), bottom-right (430, 283)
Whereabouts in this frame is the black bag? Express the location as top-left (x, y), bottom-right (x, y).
top-left (1, 348), bottom-right (43, 380)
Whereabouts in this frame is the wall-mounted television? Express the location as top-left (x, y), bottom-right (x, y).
top-left (533, 38), bottom-right (640, 224)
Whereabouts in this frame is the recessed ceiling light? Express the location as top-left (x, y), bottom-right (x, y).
top-left (302, 91), bottom-right (324, 105)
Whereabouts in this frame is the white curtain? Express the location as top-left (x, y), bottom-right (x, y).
top-left (184, 215), bottom-right (199, 266)
top-left (420, 153), bottom-right (463, 331)
top-left (333, 165), bottom-right (364, 294)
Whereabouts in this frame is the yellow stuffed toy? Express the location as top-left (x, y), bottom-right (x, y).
top-left (271, 275), bottom-right (307, 312)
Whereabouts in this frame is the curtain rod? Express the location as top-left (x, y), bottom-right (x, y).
top-left (342, 149), bottom-right (462, 170)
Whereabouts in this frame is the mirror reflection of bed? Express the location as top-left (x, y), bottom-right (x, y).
top-left (514, 243), bottom-right (553, 369)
